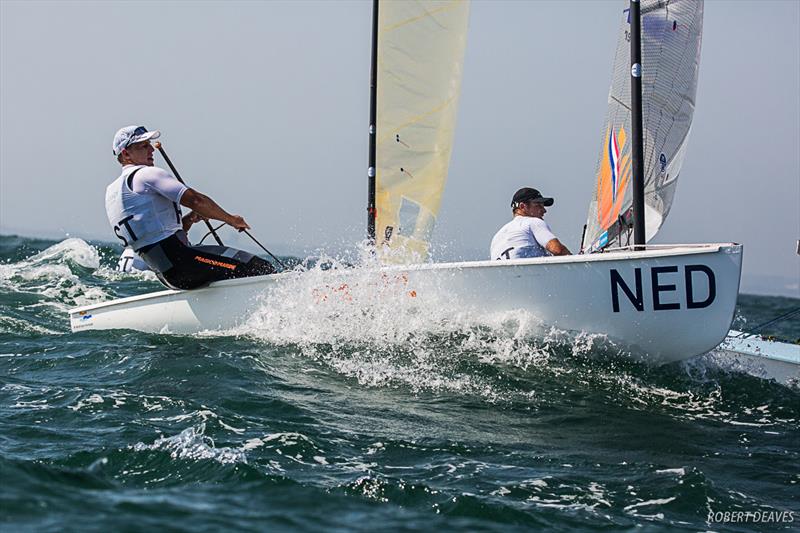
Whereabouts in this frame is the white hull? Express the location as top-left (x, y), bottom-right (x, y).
top-left (713, 330), bottom-right (800, 387)
top-left (70, 243), bottom-right (743, 364)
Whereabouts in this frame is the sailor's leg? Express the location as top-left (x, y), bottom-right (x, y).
top-left (192, 245), bottom-right (275, 277)
top-left (139, 234), bottom-right (275, 290)
top-left (168, 246), bottom-right (274, 288)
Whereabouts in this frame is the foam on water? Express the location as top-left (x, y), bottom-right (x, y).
top-left (3, 237), bottom-right (100, 270)
top-left (93, 265), bottom-right (159, 283)
top-left (132, 423), bottom-right (247, 465)
top-left (0, 238), bottom-right (110, 309)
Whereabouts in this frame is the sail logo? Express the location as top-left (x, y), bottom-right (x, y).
top-left (597, 125), bottom-right (631, 230)
top-left (609, 127), bottom-right (622, 202)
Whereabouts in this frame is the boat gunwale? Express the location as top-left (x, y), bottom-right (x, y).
top-left (721, 330), bottom-right (800, 365)
top-left (69, 242), bottom-right (740, 315)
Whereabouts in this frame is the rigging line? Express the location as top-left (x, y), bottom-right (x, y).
top-left (195, 223), bottom-right (287, 272)
top-left (743, 306), bottom-right (800, 336)
top-left (242, 229), bottom-right (287, 271)
top-left (198, 222), bottom-right (227, 245)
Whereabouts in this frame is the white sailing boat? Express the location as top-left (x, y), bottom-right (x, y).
top-left (69, 0), bottom-right (743, 364)
top-left (713, 330), bottom-right (799, 387)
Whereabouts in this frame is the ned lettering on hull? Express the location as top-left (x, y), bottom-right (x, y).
top-left (105, 125), bottom-right (275, 290)
top-left (610, 265), bottom-right (717, 312)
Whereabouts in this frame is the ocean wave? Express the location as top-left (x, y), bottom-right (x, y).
top-left (132, 424), bottom-right (247, 465)
top-left (0, 238), bottom-right (111, 310)
top-left (1, 237), bottom-right (100, 271)
top-left (0, 315), bottom-right (60, 336)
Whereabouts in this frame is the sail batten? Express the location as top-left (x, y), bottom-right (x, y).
top-left (583, 0), bottom-right (703, 252)
top-left (375, 0), bottom-right (470, 263)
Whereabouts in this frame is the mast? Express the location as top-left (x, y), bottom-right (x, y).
top-left (630, 0), bottom-right (646, 247)
top-left (367, 0), bottom-right (379, 245)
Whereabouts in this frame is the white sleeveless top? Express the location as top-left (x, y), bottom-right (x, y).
top-left (105, 165), bottom-right (187, 251)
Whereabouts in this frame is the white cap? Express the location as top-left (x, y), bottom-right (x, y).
top-left (112, 125), bottom-right (161, 156)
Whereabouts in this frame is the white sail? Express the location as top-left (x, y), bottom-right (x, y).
top-left (583, 0), bottom-right (704, 252)
top-left (375, 0), bottom-right (470, 263)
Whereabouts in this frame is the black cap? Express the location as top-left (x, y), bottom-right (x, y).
top-left (511, 187), bottom-right (554, 208)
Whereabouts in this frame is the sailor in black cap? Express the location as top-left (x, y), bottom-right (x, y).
top-left (490, 187), bottom-right (571, 260)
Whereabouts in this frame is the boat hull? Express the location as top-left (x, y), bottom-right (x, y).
top-left (713, 331), bottom-right (800, 387)
top-left (69, 243), bottom-right (743, 364)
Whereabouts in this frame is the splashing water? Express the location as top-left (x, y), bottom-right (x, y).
top-left (225, 255), bottom-right (630, 397)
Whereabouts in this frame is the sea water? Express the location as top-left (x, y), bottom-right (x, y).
top-left (1, 235), bottom-right (798, 531)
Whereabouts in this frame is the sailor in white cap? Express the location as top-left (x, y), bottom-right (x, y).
top-left (490, 187), bottom-right (571, 260)
top-left (105, 125), bottom-right (274, 289)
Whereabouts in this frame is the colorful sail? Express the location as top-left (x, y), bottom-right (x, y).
top-left (583, 0), bottom-right (704, 252)
top-left (375, 0), bottom-right (470, 263)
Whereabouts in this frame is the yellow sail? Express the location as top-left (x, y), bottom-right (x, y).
top-left (375, 0), bottom-right (470, 263)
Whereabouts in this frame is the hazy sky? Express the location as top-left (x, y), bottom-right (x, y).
top-left (1, 0), bottom-right (798, 296)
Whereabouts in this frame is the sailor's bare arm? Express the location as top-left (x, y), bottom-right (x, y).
top-left (180, 189), bottom-right (250, 231)
top-left (545, 238), bottom-right (571, 256)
